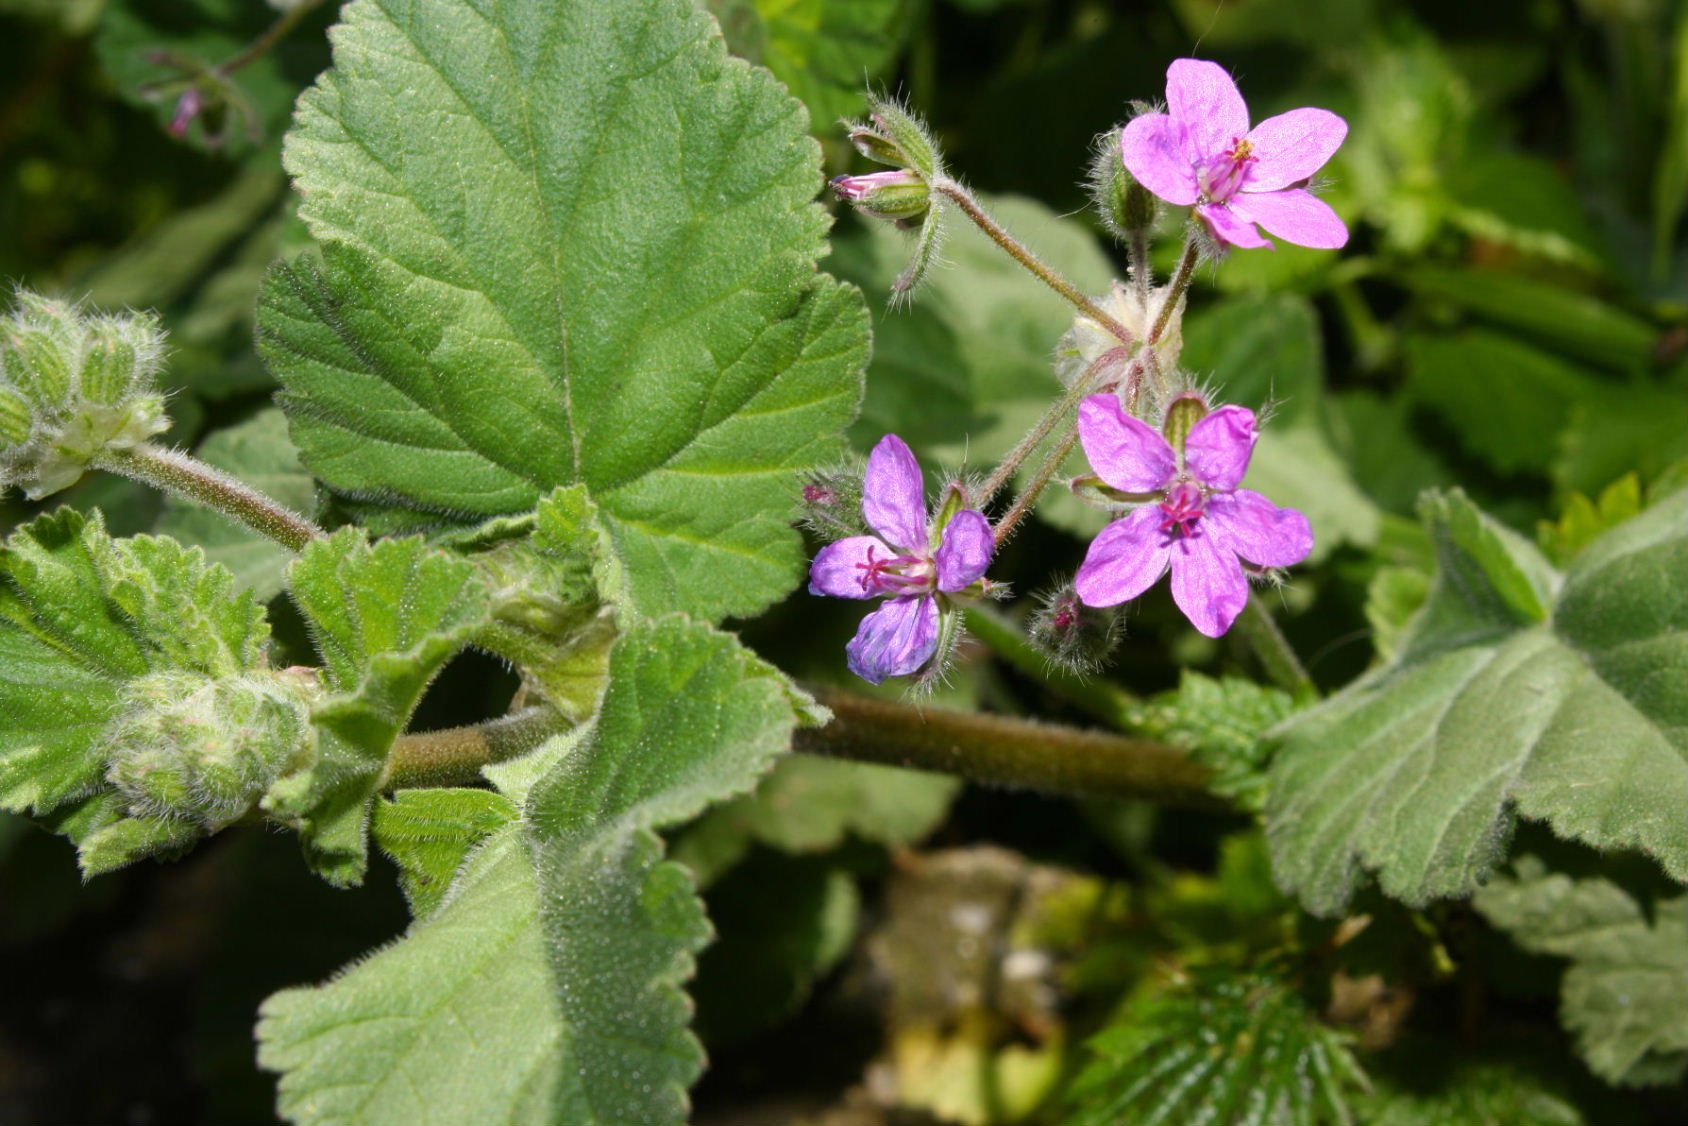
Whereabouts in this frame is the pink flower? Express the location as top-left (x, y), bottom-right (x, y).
top-left (809, 435), bottom-right (994, 684)
top-left (1121, 59), bottom-right (1348, 250)
top-left (1073, 395), bottom-right (1312, 637)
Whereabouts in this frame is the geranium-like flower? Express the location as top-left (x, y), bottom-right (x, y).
top-left (809, 435), bottom-right (994, 684)
top-left (1121, 58), bottom-right (1348, 250)
top-left (1073, 394), bottom-right (1312, 637)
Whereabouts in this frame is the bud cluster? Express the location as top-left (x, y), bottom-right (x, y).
top-left (105, 670), bottom-right (317, 827)
top-left (1, 290), bottom-right (170, 499)
top-left (834, 95), bottom-right (948, 295)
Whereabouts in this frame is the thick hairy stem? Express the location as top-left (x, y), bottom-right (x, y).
top-left (797, 685), bottom-right (1223, 810)
top-left (1152, 235), bottom-right (1200, 346)
top-left (1236, 594), bottom-right (1316, 699)
top-left (933, 179), bottom-right (1134, 344)
top-left (978, 346), bottom-right (1127, 507)
top-left (96, 442), bottom-right (323, 552)
top-left (384, 706), bottom-right (569, 789)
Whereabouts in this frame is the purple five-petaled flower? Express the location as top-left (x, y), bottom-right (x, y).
top-left (1073, 395), bottom-right (1312, 637)
top-left (809, 435), bottom-right (994, 685)
top-left (1121, 58), bottom-right (1348, 251)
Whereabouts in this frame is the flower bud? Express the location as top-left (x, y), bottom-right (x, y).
top-left (831, 169), bottom-right (931, 224)
top-left (1053, 281), bottom-right (1186, 388)
top-left (798, 462), bottom-right (867, 541)
top-left (1028, 584), bottom-right (1123, 675)
top-left (1161, 391), bottom-right (1210, 455)
top-left (844, 95), bottom-right (944, 180)
top-left (0, 386), bottom-right (32, 445)
top-left (79, 312), bottom-right (163, 406)
top-left (105, 671), bottom-right (314, 827)
top-left (1089, 128), bottom-right (1157, 239)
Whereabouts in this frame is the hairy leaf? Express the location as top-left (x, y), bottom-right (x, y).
top-left (1136, 672), bottom-right (1297, 811)
top-left (270, 531), bottom-right (488, 885)
top-left (1474, 856), bottom-right (1688, 1086)
top-left (706, 0), bottom-right (907, 129)
top-left (260, 616), bottom-right (807, 1124)
top-left (1067, 970), bottom-right (1367, 1126)
top-left (1269, 489), bottom-right (1688, 915)
top-left (372, 788), bottom-right (518, 920)
top-left (260, 0), bottom-right (867, 621)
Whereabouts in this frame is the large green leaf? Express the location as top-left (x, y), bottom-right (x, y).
top-left (1474, 856), bottom-right (1688, 1087)
top-left (260, 616), bottom-right (807, 1124)
top-left (706, 0), bottom-right (907, 130)
top-left (260, 0), bottom-right (867, 622)
top-left (268, 530), bottom-right (489, 885)
top-left (1268, 489), bottom-right (1688, 916)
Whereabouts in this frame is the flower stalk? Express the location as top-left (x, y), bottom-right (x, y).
top-left (95, 442), bottom-right (324, 553)
top-left (383, 706), bottom-right (569, 789)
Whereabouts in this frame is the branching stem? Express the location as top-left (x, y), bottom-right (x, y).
top-left (218, 0), bottom-right (327, 77)
top-left (96, 442), bottom-right (323, 552)
top-left (977, 346), bottom-right (1126, 508)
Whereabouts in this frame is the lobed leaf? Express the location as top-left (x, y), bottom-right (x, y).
top-left (260, 0), bottom-right (867, 622)
top-left (1268, 489), bottom-right (1688, 915)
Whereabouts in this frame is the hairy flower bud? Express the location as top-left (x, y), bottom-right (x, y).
top-left (844, 94), bottom-right (944, 180)
top-left (1028, 584), bottom-right (1123, 675)
top-left (1088, 127), bottom-right (1158, 239)
top-left (1161, 391), bottom-right (1210, 455)
top-left (798, 461), bottom-right (868, 541)
top-left (831, 169), bottom-right (931, 225)
top-left (0, 289), bottom-right (171, 500)
top-left (1053, 281), bottom-right (1186, 390)
top-left (105, 671), bottom-right (315, 826)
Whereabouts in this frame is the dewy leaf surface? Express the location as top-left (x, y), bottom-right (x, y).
top-left (260, 616), bottom-right (805, 1125)
top-left (261, 0), bottom-right (866, 621)
top-left (1474, 857), bottom-right (1688, 1087)
top-left (1268, 489), bottom-right (1688, 916)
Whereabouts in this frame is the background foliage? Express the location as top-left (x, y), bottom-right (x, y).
top-left (0, 0), bottom-right (1683, 1122)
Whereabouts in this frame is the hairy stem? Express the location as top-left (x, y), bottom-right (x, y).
top-left (963, 606), bottom-right (1138, 729)
top-left (978, 346), bottom-right (1126, 507)
top-left (1237, 594), bottom-right (1316, 699)
top-left (1128, 229), bottom-right (1152, 307)
top-left (1152, 235), bottom-right (1200, 346)
top-left (993, 423), bottom-right (1083, 544)
top-left (933, 179), bottom-right (1134, 343)
top-left (384, 706), bottom-right (569, 789)
top-left (96, 442), bottom-right (323, 552)
top-left (218, 0), bottom-right (326, 76)
top-left (797, 685), bottom-right (1223, 810)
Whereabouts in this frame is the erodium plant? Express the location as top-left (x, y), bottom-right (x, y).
top-left (2, 4), bottom-right (1684, 1124)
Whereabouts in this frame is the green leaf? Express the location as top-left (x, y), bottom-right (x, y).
top-left (1538, 474), bottom-right (1644, 567)
top-left (153, 408), bottom-right (313, 601)
top-left (1474, 856), bottom-right (1688, 1086)
top-left (270, 530), bottom-right (489, 885)
top-left (1066, 970), bottom-right (1368, 1126)
top-left (1360, 1044), bottom-right (1586, 1126)
top-left (1268, 489), bottom-right (1688, 916)
top-left (260, 0), bottom-right (867, 622)
top-left (1403, 329), bottom-right (1600, 475)
top-left (705, 0), bottom-right (907, 130)
top-left (0, 509), bottom-right (267, 822)
top-left (1554, 375), bottom-right (1688, 498)
top-left (1135, 673), bottom-right (1297, 811)
top-left (260, 616), bottom-right (805, 1124)
top-left (372, 788), bottom-right (518, 920)
top-left (673, 753), bottom-right (959, 885)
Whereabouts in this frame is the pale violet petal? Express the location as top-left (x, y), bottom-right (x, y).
top-left (1197, 202), bottom-right (1272, 249)
top-left (1120, 114), bottom-right (1200, 206)
top-left (809, 536), bottom-right (893, 599)
top-left (1165, 58), bottom-right (1251, 160)
top-left (1184, 405), bottom-right (1257, 490)
top-left (1229, 189), bottom-right (1348, 249)
top-left (935, 509), bottom-right (994, 592)
top-left (1079, 394), bottom-right (1177, 493)
top-left (1243, 108), bottom-right (1347, 192)
top-left (1168, 526), bottom-right (1249, 638)
top-left (1074, 506), bottom-right (1173, 607)
top-left (862, 433), bottom-right (928, 550)
top-left (1205, 490), bottom-right (1313, 569)
top-left (846, 595), bottom-right (940, 685)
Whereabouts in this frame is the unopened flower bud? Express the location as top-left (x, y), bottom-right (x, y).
top-left (799, 463), bottom-right (867, 541)
top-left (1028, 584), bottom-right (1123, 674)
top-left (0, 386), bottom-right (32, 445)
top-left (1089, 128), bottom-right (1157, 239)
top-left (1161, 391), bottom-right (1210, 455)
top-left (105, 671), bottom-right (315, 827)
top-left (831, 169), bottom-right (931, 224)
top-left (79, 313), bottom-right (163, 406)
top-left (1054, 281), bottom-right (1186, 389)
top-left (844, 96), bottom-right (944, 180)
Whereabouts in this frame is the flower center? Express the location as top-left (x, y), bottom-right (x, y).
top-left (1196, 136), bottom-right (1257, 204)
top-left (1158, 480), bottom-right (1207, 539)
top-left (855, 545), bottom-right (933, 595)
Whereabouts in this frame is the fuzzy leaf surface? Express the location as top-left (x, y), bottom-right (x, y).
top-left (372, 788), bottom-right (518, 920)
top-left (260, 616), bottom-right (805, 1124)
top-left (260, 0), bottom-right (866, 621)
top-left (1269, 490), bottom-right (1688, 915)
top-left (706, 0), bottom-right (906, 128)
top-left (1474, 857), bottom-right (1688, 1086)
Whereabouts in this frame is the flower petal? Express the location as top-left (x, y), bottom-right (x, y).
top-left (935, 509), bottom-right (994, 592)
top-left (1165, 58), bottom-right (1250, 160)
top-left (1168, 527), bottom-right (1248, 637)
top-left (809, 535), bottom-right (892, 599)
top-left (1079, 394), bottom-right (1177, 493)
top-left (1229, 189), bottom-right (1348, 249)
top-left (1074, 506), bottom-right (1173, 607)
top-left (846, 595), bottom-right (940, 685)
top-left (1184, 404), bottom-right (1257, 490)
top-left (862, 433), bottom-right (928, 550)
top-left (1205, 489), bottom-right (1313, 569)
top-left (1243, 108), bottom-right (1347, 192)
top-left (1197, 202), bottom-right (1271, 249)
top-left (1119, 114), bottom-right (1199, 206)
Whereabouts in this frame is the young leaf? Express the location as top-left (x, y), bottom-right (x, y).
top-left (269, 530), bottom-right (489, 885)
top-left (1359, 1044), bottom-right (1586, 1126)
top-left (1474, 856), bottom-right (1688, 1087)
top-left (0, 509), bottom-right (268, 839)
top-left (372, 788), bottom-right (518, 920)
top-left (1066, 970), bottom-right (1368, 1126)
top-left (260, 616), bottom-right (808, 1124)
top-left (1268, 489), bottom-right (1688, 916)
top-left (1134, 672), bottom-right (1297, 811)
top-left (260, 0), bottom-right (867, 622)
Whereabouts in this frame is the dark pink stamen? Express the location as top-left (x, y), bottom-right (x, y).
top-left (1159, 481), bottom-right (1206, 539)
top-left (855, 545), bottom-right (925, 593)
